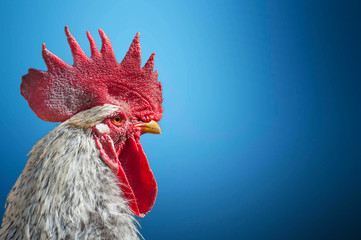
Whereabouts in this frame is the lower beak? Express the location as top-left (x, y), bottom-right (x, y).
top-left (135, 120), bottom-right (162, 135)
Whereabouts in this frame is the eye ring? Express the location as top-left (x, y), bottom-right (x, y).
top-left (112, 116), bottom-right (123, 125)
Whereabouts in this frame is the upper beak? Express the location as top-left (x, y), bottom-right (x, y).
top-left (135, 120), bottom-right (162, 135)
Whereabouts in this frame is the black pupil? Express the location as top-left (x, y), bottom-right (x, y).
top-left (115, 117), bottom-right (120, 122)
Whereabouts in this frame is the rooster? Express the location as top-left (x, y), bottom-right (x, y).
top-left (0, 26), bottom-right (163, 240)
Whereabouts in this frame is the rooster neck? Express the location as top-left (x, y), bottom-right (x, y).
top-left (0, 123), bottom-right (140, 240)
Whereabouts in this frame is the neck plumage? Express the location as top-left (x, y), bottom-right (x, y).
top-left (0, 122), bottom-right (140, 240)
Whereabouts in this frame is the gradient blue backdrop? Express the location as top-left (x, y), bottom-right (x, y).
top-left (1, 0), bottom-right (360, 239)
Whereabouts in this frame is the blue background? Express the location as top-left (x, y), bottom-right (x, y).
top-left (1, 0), bottom-right (360, 239)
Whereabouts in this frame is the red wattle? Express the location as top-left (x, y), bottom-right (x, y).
top-left (93, 129), bottom-right (157, 217)
top-left (118, 137), bottom-right (158, 217)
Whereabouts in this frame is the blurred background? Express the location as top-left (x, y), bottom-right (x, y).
top-left (1, 0), bottom-right (360, 239)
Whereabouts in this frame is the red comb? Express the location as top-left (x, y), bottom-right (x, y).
top-left (21, 26), bottom-right (163, 122)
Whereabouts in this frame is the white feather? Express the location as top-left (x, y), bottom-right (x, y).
top-left (95, 123), bottom-right (110, 134)
top-left (0, 105), bottom-right (140, 240)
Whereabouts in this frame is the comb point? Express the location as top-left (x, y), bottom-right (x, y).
top-left (86, 30), bottom-right (99, 57)
top-left (143, 52), bottom-right (155, 72)
top-left (64, 26), bottom-right (71, 37)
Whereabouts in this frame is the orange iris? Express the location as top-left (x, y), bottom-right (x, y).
top-left (112, 116), bottom-right (123, 125)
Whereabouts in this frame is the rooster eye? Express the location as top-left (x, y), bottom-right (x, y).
top-left (112, 116), bottom-right (123, 125)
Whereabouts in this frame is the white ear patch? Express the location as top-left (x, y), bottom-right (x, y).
top-left (95, 123), bottom-right (110, 134)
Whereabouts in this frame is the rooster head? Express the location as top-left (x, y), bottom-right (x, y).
top-left (20, 26), bottom-right (163, 217)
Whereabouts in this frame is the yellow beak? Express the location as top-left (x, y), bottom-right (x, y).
top-left (135, 120), bottom-right (162, 135)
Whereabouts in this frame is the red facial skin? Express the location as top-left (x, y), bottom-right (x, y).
top-left (92, 110), bottom-right (157, 217)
